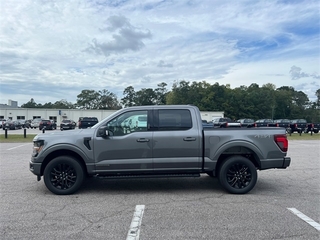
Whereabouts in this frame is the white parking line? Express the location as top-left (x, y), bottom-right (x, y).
top-left (288, 208), bottom-right (320, 231)
top-left (7, 144), bottom-right (31, 151)
top-left (126, 205), bottom-right (145, 240)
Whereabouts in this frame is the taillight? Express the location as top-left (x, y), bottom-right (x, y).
top-left (254, 123), bottom-right (257, 127)
top-left (226, 122), bottom-right (228, 127)
top-left (274, 134), bottom-right (288, 152)
top-left (276, 123), bottom-right (279, 127)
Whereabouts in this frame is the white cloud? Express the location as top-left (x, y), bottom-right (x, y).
top-left (0, 0), bottom-right (319, 105)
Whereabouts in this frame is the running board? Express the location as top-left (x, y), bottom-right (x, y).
top-left (95, 173), bottom-right (201, 179)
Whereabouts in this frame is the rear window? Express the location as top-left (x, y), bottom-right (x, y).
top-left (244, 119), bottom-right (254, 123)
top-left (80, 117), bottom-right (98, 121)
top-left (158, 109), bottom-right (192, 131)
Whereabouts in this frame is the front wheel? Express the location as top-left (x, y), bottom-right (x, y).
top-left (218, 156), bottom-right (257, 194)
top-left (43, 156), bottom-right (85, 195)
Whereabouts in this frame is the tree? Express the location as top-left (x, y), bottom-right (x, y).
top-left (52, 99), bottom-right (75, 109)
top-left (154, 82), bottom-right (168, 105)
top-left (97, 89), bottom-right (121, 110)
top-left (121, 86), bottom-right (136, 107)
top-left (21, 98), bottom-right (39, 108)
top-left (76, 90), bottom-right (100, 109)
top-left (135, 88), bottom-right (157, 105)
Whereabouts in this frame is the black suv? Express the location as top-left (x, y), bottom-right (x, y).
top-left (39, 120), bottom-right (57, 130)
top-left (78, 117), bottom-right (99, 129)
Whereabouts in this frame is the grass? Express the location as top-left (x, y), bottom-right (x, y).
top-left (0, 132), bottom-right (319, 143)
top-left (287, 133), bottom-right (320, 140)
top-left (0, 134), bottom-right (37, 143)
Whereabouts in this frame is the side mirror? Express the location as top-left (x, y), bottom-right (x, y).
top-left (97, 126), bottom-right (111, 137)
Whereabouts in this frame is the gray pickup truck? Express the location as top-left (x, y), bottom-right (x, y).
top-left (30, 105), bottom-right (291, 195)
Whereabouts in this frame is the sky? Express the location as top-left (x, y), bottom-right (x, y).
top-left (0, 0), bottom-right (319, 106)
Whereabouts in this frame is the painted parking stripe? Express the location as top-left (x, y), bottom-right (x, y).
top-left (7, 144), bottom-right (31, 151)
top-left (288, 208), bottom-right (320, 231)
top-left (126, 205), bottom-right (145, 240)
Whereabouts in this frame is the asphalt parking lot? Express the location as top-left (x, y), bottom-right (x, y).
top-left (0, 139), bottom-right (319, 240)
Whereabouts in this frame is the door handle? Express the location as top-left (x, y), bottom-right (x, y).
top-left (136, 138), bottom-right (150, 142)
top-left (183, 137), bottom-right (196, 141)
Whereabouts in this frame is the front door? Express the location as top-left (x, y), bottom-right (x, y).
top-left (93, 110), bottom-right (153, 174)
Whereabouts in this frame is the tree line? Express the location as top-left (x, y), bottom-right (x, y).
top-left (21, 81), bottom-right (320, 122)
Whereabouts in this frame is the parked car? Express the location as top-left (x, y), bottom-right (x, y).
top-left (0, 119), bottom-right (7, 129)
top-left (24, 120), bottom-right (32, 128)
top-left (78, 117), bottom-right (99, 129)
top-left (39, 120), bottom-right (57, 130)
top-left (212, 117), bottom-right (241, 128)
top-left (304, 121), bottom-right (320, 134)
top-left (202, 120), bottom-right (214, 128)
top-left (254, 119), bottom-right (277, 127)
top-left (18, 119), bottom-right (31, 128)
top-left (289, 119), bottom-right (308, 133)
top-left (273, 119), bottom-right (291, 133)
top-left (31, 118), bottom-right (43, 129)
top-left (60, 119), bottom-right (76, 131)
top-left (236, 119), bottom-right (255, 128)
top-left (2, 120), bottom-right (22, 130)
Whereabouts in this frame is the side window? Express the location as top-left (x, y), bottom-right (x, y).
top-left (106, 110), bottom-right (148, 136)
top-left (158, 109), bottom-right (192, 131)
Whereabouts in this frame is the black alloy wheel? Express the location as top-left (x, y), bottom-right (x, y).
top-left (219, 156), bottom-right (257, 194)
top-left (44, 156), bottom-right (84, 195)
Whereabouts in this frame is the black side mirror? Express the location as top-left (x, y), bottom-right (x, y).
top-left (97, 126), bottom-right (112, 137)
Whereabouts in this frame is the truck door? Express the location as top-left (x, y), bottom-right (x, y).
top-left (152, 109), bottom-right (202, 172)
top-left (93, 110), bottom-right (153, 173)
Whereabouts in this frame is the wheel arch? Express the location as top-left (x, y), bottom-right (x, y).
top-left (213, 141), bottom-right (262, 177)
top-left (40, 149), bottom-right (87, 176)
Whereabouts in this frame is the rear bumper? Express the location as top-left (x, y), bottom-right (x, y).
top-left (260, 157), bottom-right (291, 170)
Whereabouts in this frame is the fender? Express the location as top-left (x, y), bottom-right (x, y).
top-left (41, 143), bottom-right (93, 163)
top-left (211, 140), bottom-right (264, 163)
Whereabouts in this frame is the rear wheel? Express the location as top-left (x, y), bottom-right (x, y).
top-left (219, 156), bottom-right (257, 194)
top-left (44, 156), bottom-right (85, 195)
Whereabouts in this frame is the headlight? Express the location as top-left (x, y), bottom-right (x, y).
top-left (33, 140), bottom-right (44, 156)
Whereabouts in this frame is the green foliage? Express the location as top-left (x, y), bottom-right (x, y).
top-left (20, 82), bottom-right (320, 122)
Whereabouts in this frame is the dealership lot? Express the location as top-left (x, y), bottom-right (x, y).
top-left (0, 140), bottom-right (319, 240)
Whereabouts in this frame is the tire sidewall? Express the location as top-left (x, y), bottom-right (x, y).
top-left (219, 156), bottom-right (257, 194)
top-left (44, 156), bottom-right (84, 195)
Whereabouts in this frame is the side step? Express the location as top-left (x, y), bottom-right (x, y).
top-left (95, 173), bottom-right (201, 179)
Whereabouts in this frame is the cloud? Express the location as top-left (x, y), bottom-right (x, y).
top-left (85, 15), bottom-right (152, 56)
top-left (157, 60), bottom-right (173, 68)
top-left (0, 0), bottom-right (319, 105)
top-left (290, 65), bottom-right (320, 80)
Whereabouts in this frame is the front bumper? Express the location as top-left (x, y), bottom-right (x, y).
top-left (29, 160), bottom-right (42, 176)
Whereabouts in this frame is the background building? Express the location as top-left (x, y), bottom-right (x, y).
top-left (0, 108), bottom-right (224, 123)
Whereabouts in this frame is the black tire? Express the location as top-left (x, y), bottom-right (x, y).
top-left (218, 156), bottom-right (257, 194)
top-left (314, 130), bottom-right (319, 134)
top-left (43, 156), bottom-right (85, 195)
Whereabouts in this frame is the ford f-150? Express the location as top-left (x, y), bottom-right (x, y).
top-left (30, 105), bottom-right (291, 195)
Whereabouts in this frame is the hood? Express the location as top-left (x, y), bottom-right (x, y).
top-left (33, 128), bottom-right (94, 142)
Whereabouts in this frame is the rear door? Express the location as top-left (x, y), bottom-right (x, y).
top-left (152, 108), bottom-right (202, 172)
